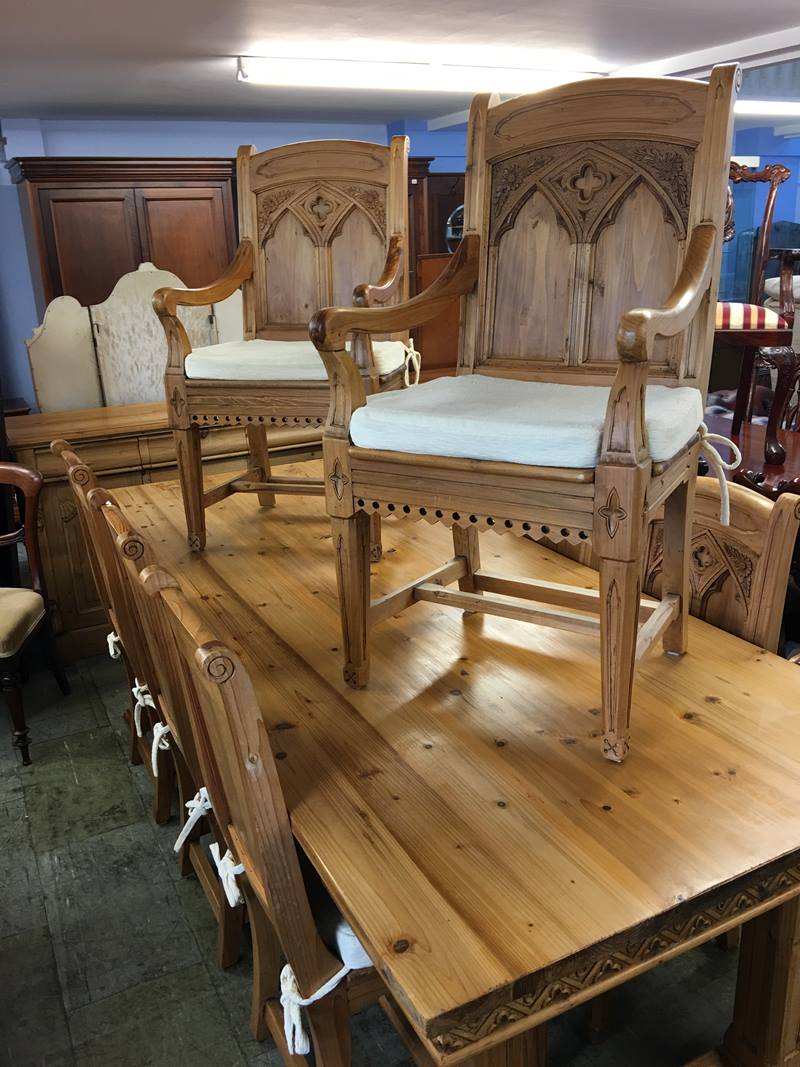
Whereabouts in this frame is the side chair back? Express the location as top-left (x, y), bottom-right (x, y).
top-left (459, 73), bottom-right (735, 393)
top-left (142, 566), bottom-right (358, 1057)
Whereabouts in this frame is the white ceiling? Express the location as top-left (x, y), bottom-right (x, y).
top-left (3, 0), bottom-right (800, 121)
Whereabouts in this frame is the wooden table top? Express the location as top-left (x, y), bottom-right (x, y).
top-left (116, 466), bottom-right (800, 1062)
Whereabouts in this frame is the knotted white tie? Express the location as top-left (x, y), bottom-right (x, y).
top-left (107, 631), bottom-right (122, 660)
top-left (209, 843), bottom-right (245, 908)
top-left (402, 343), bottom-right (421, 387)
top-left (131, 679), bottom-right (156, 738)
top-left (698, 423), bottom-right (742, 527)
top-left (150, 722), bottom-right (171, 777)
top-left (173, 787), bottom-right (213, 853)
top-left (279, 962), bottom-right (352, 1055)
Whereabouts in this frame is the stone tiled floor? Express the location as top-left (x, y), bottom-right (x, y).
top-left (1, 654), bottom-right (737, 1066)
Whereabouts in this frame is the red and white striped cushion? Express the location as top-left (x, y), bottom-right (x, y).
top-left (715, 302), bottom-right (789, 330)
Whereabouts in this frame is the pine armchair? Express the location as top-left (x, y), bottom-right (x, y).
top-left (154, 137), bottom-right (413, 552)
top-left (311, 69), bottom-right (738, 763)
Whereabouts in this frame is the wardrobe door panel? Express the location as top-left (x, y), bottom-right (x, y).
top-left (135, 186), bottom-right (235, 288)
top-left (39, 188), bottom-right (142, 306)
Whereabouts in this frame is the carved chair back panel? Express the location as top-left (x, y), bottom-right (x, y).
top-left (644, 480), bottom-right (799, 652)
top-left (239, 139), bottom-right (407, 339)
top-left (461, 74), bottom-right (736, 392)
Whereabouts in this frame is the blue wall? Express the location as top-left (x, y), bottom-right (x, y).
top-left (0, 116), bottom-right (468, 408)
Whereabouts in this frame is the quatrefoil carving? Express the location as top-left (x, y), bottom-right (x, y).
top-left (308, 195), bottom-right (334, 224)
top-left (568, 162), bottom-right (609, 204)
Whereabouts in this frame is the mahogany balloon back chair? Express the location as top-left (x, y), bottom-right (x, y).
top-left (715, 160), bottom-right (796, 464)
top-left (311, 68), bottom-right (739, 762)
top-left (154, 137), bottom-right (412, 552)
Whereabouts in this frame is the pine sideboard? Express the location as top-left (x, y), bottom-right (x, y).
top-left (7, 402), bottom-right (321, 661)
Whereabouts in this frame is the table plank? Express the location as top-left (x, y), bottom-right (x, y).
top-left (116, 465), bottom-right (800, 1062)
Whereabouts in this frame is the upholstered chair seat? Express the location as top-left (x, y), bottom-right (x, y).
top-left (0, 588), bottom-right (45, 658)
top-left (350, 376), bottom-right (704, 467)
top-left (184, 338), bottom-right (409, 381)
top-left (715, 301), bottom-right (789, 330)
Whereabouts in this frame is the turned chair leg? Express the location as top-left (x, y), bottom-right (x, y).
top-left (174, 426), bottom-right (206, 552)
top-left (597, 557), bottom-right (641, 763)
top-left (246, 423), bottom-right (276, 509)
top-left (331, 512), bottom-right (371, 689)
top-left (307, 986), bottom-right (352, 1067)
top-left (2, 657), bottom-right (30, 765)
top-left (38, 617), bottom-right (70, 695)
top-left (660, 478), bottom-right (695, 656)
top-left (369, 512), bottom-right (382, 563)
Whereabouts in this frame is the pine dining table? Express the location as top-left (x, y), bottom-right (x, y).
top-left (114, 462), bottom-right (800, 1067)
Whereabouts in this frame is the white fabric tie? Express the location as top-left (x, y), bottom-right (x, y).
top-left (107, 631), bottom-right (121, 660)
top-left (209, 843), bottom-right (245, 908)
top-left (280, 962), bottom-right (352, 1055)
top-left (173, 787), bottom-right (213, 853)
top-left (402, 343), bottom-right (421, 387)
top-left (132, 678), bottom-right (156, 738)
top-left (698, 422), bottom-right (742, 526)
top-left (150, 722), bottom-right (171, 776)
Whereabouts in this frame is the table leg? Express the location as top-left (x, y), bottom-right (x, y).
top-left (720, 896), bottom-right (800, 1067)
top-left (460, 1027), bottom-right (546, 1066)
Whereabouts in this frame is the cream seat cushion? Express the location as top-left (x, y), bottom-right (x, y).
top-left (184, 338), bottom-right (408, 381)
top-left (0, 588), bottom-right (45, 658)
top-left (350, 376), bottom-right (703, 468)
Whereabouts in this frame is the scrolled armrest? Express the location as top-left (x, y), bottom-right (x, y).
top-left (353, 233), bottom-right (404, 307)
top-left (310, 233), bottom-right (480, 350)
top-left (616, 223), bottom-right (717, 363)
top-left (152, 238), bottom-right (254, 319)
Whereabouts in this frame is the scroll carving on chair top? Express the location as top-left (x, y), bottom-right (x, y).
top-left (490, 140), bottom-right (693, 242)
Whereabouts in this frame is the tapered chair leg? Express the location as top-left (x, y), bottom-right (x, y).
top-left (369, 512), bottom-right (382, 563)
top-left (241, 880), bottom-right (282, 1041)
top-left (597, 557), bottom-right (641, 763)
top-left (174, 426), bottom-right (206, 551)
top-left (38, 617), bottom-right (70, 695)
top-left (331, 512), bottom-right (372, 689)
top-left (216, 894), bottom-right (245, 970)
top-left (307, 986), bottom-right (351, 1067)
top-left (732, 346), bottom-right (757, 436)
top-left (2, 659), bottom-right (30, 765)
top-left (660, 478), bottom-right (696, 656)
top-left (246, 423), bottom-right (276, 509)
top-left (153, 745), bottom-right (176, 825)
top-left (453, 525), bottom-right (481, 592)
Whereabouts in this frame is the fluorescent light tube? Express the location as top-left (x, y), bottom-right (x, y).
top-left (735, 100), bottom-right (800, 116)
top-left (237, 55), bottom-right (597, 94)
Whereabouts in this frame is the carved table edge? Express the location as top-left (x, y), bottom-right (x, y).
top-left (421, 849), bottom-right (800, 1063)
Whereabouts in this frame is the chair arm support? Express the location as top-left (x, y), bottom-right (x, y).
top-left (353, 234), bottom-right (404, 307)
top-left (152, 239), bottom-right (254, 318)
top-left (616, 223), bottom-right (717, 363)
top-left (152, 239), bottom-right (254, 370)
top-left (310, 233), bottom-right (480, 350)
